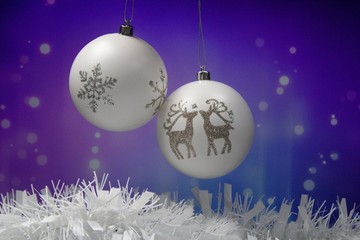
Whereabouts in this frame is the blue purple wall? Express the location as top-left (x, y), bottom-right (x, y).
top-left (1, 0), bottom-right (360, 208)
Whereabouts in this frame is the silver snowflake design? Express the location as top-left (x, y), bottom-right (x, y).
top-left (145, 68), bottom-right (168, 115)
top-left (77, 63), bottom-right (117, 113)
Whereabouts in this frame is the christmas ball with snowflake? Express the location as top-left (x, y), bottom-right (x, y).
top-left (157, 70), bottom-right (254, 179)
top-left (69, 24), bottom-right (167, 131)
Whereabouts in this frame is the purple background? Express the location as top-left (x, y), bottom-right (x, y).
top-left (1, 0), bottom-right (360, 208)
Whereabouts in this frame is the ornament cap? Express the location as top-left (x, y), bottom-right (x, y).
top-left (120, 22), bottom-right (134, 36)
top-left (197, 68), bottom-right (210, 81)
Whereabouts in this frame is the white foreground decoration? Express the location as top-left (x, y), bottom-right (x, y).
top-left (1, 174), bottom-right (360, 240)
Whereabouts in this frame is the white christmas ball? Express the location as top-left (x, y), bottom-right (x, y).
top-left (69, 33), bottom-right (167, 131)
top-left (157, 80), bottom-right (254, 179)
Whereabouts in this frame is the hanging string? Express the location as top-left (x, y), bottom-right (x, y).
top-left (124, 0), bottom-right (135, 24)
top-left (198, 0), bottom-right (207, 70)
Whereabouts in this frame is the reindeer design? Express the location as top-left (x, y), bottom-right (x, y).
top-left (163, 101), bottom-right (198, 160)
top-left (199, 99), bottom-right (234, 156)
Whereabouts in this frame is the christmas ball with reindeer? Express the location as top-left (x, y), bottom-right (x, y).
top-left (157, 77), bottom-right (254, 179)
top-left (69, 27), bottom-right (167, 131)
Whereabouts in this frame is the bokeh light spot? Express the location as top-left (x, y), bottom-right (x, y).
top-left (243, 188), bottom-right (253, 197)
top-left (27, 96), bottom-right (40, 108)
top-left (27, 132), bottom-right (38, 144)
top-left (91, 146), bottom-right (100, 154)
top-left (322, 160), bottom-right (327, 165)
top-left (12, 73), bottom-right (22, 83)
top-left (330, 152), bottom-right (339, 161)
top-left (40, 43), bottom-right (51, 54)
top-left (47, 0), bottom-right (56, 5)
top-left (255, 37), bottom-right (265, 47)
top-left (0, 104), bottom-right (5, 110)
top-left (346, 90), bottom-right (357, 101)
top-left (89, 159), bottom-right (100, 170)
top-left (267, 197), bottom-right (275, 205)
top-left (276, 87), bottom-right (285, 95)
top-left (289, 46), bottom-right (297, 54)
top-left (19, 55), bottom-right (29, 64)
top-left (95, 132), bottom-right (101, 138)
top-left (37, 155), bottom-right (48, 166)
top-left (258, 101), bottom-right (268, 111)
top-left (308, 167), bottom-right (317, 174)
top-left (303, 179), bottom-right (315, 191)
top-left (279, 76), bottom-right (290, 86)
top-left (330, 118), bottom-right (338, 126)
top-left (1, 119), bottom-right (11, 129)
top-left (294, 125), bottom-right (305, 135)
top-left (17, 149), bottom-right (27, 159)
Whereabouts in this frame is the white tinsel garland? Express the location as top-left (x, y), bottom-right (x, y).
top-left (0, 173), bottom-right (360, 240)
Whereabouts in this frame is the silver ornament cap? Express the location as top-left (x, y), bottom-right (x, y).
top-left (120, 22), bottom-right (134, 36)
top-left (197, 67), bottom-right (210, 81)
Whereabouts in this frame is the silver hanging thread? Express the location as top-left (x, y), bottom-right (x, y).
top-left (197, 0), bottom-right (210, 80)
top-left (120, 0), bottom-right (134, 36)
top-left (124, 0), bottom-right (134, 23)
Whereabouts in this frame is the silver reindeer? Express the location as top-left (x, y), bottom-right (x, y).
top-left (163, 101), bottom-right (198, 160)
top-left (199, 99), bottom-right (234, 156)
